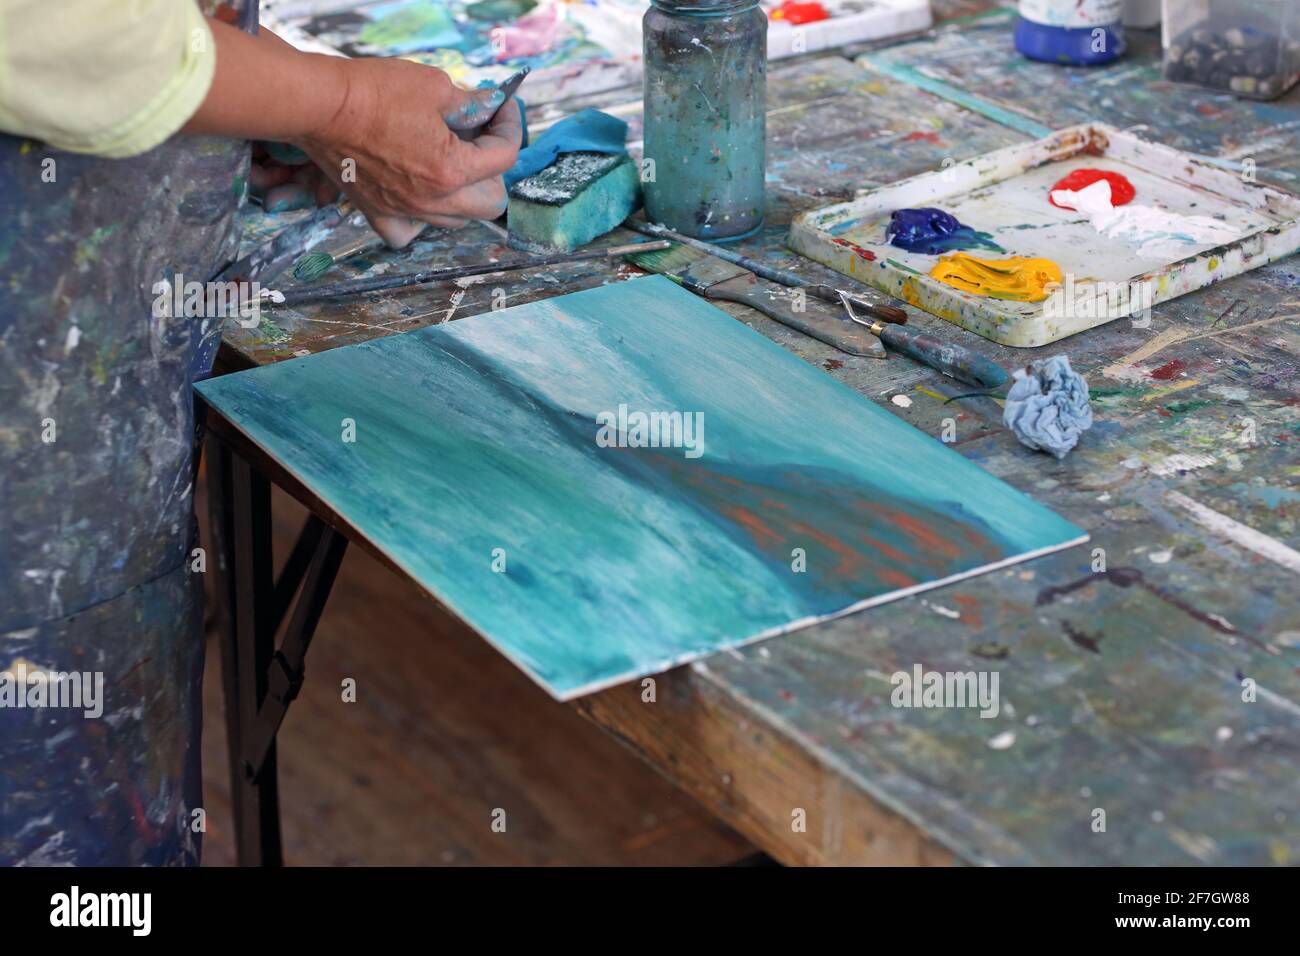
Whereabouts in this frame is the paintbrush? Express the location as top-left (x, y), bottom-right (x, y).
top-left (291, 216), bottom-right (516, 284)
top-left (292, 232), bottom-right (383, 283)
top-left (217, 198), bottom-right (358, 284)
top-left (837, 291), bottom-right (1008, 389)
top-left (625, 243), bottom-right (886, 358)
top-left (629, 243), bottom-right (1008, 387)
top-left (272, 240), bottom-right (672, 307)
top-left (624, 218), bottom-right (908, 325)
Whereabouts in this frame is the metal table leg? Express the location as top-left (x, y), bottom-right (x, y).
top-left (204, 431), bottom-right (348, 867)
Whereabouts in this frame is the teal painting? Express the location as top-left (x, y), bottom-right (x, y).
top-left (196, 277), bottom-right (1087, 699)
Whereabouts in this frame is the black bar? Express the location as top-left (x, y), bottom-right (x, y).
top-left (3, 867), bottom-right (1285, 942)
top-left (270, 515), bottom-right (326, 632)
top-left (244, 525), bottom-right (348, 780)
top-left (228, 451), bottom-right (282, 867)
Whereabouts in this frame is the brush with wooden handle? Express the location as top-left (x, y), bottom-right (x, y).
top-left (290, 217), bottom-right (514, 284)
top-left (625, 242), bottom-right (888, 358)
top-left (216, 198), bottom-right (358, 284)
top-left (624, 218), bottom-right (908, 325)
top-left (273, 240), bottom-right (672, 307)
top-left (627, 242), bottom-right (1008, 387)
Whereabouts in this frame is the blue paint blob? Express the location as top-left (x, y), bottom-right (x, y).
top-left (886, 208), bottom-right (1004, 255)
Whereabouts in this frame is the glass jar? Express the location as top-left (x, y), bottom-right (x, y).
top-left (642, 0), bottom-right (766, 241)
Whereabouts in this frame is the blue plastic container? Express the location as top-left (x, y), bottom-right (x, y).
top-left (1015, 0), bottom-right (1126, 66)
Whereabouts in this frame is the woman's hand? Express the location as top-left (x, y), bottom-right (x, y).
top-left (186, 20), bottom-right (522, 248)
top-left (296, 59), bottom-right (521, 247)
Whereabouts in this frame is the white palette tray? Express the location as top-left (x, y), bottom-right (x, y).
top-left (765, 0), bottom-right (931, 59)
top-left (788, 124), bottom-right (1300, 347)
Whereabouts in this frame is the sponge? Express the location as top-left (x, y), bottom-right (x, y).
top-left (507, 152), bottom-right (641, 253)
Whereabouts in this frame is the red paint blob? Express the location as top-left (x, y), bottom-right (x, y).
top-left (1154, 358), bottom-right (1185, 382)
top-left (1049, 169), bottom-right (1136, 209)
top-left (1149, 359), bottom-right (1185, 381)
top-left (770, 0), bottom-right (829, 24)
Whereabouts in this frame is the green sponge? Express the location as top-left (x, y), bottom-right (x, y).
top-left (507, 152), bottom-right (641, 254)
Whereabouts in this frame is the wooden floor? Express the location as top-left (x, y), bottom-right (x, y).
top-left (196, 479), bottom-right (753, 866)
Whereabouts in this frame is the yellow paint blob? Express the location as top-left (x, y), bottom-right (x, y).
top-left (928, 253), bottom-right (1064, 303)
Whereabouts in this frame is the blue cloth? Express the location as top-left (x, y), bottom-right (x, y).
top-left (1002, 355), bottom-right (1093, 459)
top-left (504, 108), bottom-right (628, 190)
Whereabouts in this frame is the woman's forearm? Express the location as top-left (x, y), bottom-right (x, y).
top-left (182, 18), bottom-right (350, 143)
top-left (182, 14), bottom-right (523, 248)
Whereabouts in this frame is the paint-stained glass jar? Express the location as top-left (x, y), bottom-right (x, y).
top-left (642, 0), bottom-right (766, 240)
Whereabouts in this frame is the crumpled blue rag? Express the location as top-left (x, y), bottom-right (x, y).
top-left (1002, 355), bottom-right (1093, 459)
top-left (504, 108), bottom-right (629, 190)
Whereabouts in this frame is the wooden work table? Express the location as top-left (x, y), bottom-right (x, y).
top-left (209, 7), bottom-right (1300, 866)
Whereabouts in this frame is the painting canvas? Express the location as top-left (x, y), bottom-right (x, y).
top-left (263, 0), bottom-right (647, 105)
top-left (196, 276), bottom-right (1087, 699)
top-left (263, 0), bottom-right (931, 105)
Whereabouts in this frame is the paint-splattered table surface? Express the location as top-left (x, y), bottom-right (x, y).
top-left (214, 5), bottom-right (1300, 865)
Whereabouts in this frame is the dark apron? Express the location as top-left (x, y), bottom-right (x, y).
top-left (0, 0), bottom-right (258, 865)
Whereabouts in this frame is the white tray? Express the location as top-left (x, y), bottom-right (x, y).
top-left (788, 124), bottom-right (1300, 347)
top-left (766, 0), bottom-right (931, 59)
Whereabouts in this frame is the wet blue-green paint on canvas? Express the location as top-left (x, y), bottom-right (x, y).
top-left (196, 277), bottom-right (1086, 699)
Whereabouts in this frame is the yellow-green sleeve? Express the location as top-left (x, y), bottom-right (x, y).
top-left (0, 0), bottom-right (216, 158)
